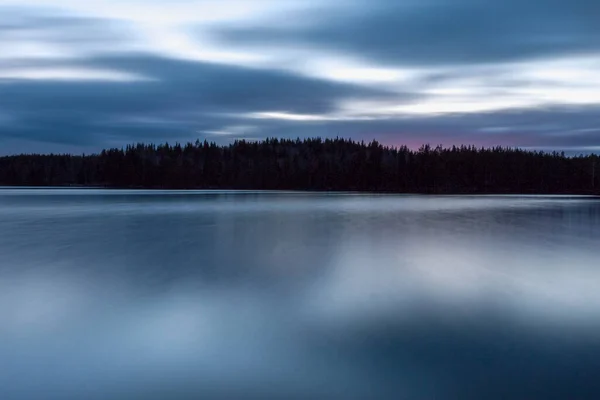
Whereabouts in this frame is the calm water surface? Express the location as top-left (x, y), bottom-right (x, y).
top-left (1, 189), bottom-right (600, 399)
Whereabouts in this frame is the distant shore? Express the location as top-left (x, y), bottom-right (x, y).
top-left (1, 138), bottom-right (598, 195)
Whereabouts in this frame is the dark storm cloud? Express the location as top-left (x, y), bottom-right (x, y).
top-left (216, 0), bottom-right (600, 66)
top-left (85, 55), bottom-right (399, 114)
top-left (0, 54), bottom-right (397, 149)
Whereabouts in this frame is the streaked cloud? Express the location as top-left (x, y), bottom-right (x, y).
top-left (0, 67), bottom-right (153, 82)
top-left (0, 0), bottom-right (599, 153)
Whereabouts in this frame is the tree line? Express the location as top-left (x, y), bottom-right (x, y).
top-left (0, 138), bottom-right (598, 194)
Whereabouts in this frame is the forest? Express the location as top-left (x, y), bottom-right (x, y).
top-left (0, 138), bottom-right (598, 194)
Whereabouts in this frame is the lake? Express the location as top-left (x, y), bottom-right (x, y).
top-left (1, 189), bottom-right (599, 399)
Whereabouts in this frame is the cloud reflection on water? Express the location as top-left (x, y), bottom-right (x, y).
top-left (1, 191), bottom-right (600, 399)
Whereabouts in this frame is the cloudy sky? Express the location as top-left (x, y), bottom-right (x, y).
top-left (1, 0), bottom-right (599, 154)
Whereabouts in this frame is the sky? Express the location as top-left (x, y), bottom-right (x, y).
top-left (1, 0), bottom-right (599, 154)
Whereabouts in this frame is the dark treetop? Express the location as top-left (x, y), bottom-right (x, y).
top-left (0, 138), bottom-right (598, 194)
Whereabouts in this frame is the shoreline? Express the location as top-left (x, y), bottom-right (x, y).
top-left (1, 186), bottom-right (599, 198)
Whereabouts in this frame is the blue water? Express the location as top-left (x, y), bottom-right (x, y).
top-left (1, 189), bottom-right (599, 399)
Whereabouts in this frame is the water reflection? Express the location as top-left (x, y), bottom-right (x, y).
top-left (1, 190), bottom-right (599, 399)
